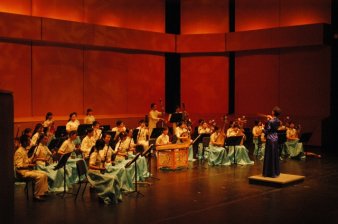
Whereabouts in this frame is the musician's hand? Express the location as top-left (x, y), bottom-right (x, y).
top-left (266, 115), bottom-right (273, 120)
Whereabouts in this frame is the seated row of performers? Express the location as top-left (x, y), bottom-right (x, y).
top-left (252, 120), bottom-right (305, 160)
top-left (14, 121), bottom-right (150, 204)
top-left (156, 120), bottom-right (254, 166)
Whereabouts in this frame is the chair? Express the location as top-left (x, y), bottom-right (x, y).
top-left (75, 160), bottom-right (89, 199)
top-left (202, 137), bottom-right (210, 160)
top-left (14, 168), bottom-right (35, 200)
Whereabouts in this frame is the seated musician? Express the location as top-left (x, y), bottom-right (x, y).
top-left (208, 126), bottom-right (230, 166)
top-left (81, 128), bottom-right (96, 159)
top-left (88, 139), bottom-right (122, 204)
top-left (197, 121), bottom-right (212, 160)
top-left (252, 120), bottom-right (264, 157)
top-left (148, 103), bottom-right (162, 136)
top-left (156, 127), bottom-right (171, 145)
top-left (226, 123), bottom-right (254, 165)
top-left (58, 131), bottom-right (77, 155)
top-left (99, 133), bottom-right (116, 167)
top-left (66, 112), bottom-right (80, 133)
top-left (115, 131), bottom-right (135, 162)
top-left (33, 134), bottom-right (53, 166)
top-left (112, 120), bottom-right (126, 141)
top-left (31, 123), bottom-right (44, 146)
top-left (278, 121), bottom-right (287, 131)
top-left (14, 135), bottom-right (49, 201)
top-left (175, 122), bottom-right (195, 162)
top-left (92, 121), bottom-right (102, 141)
top-left (285, 121), bottom-right (305, 159)
top-left (84, 108), bottom-right (95, 124)
top-left (136, 119), bottom-right (149, 148)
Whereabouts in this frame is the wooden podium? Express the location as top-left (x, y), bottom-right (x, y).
top-left (156, 143), bottom-right (190, 170)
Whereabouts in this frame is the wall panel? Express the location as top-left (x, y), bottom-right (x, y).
top-left (235, 50), bottom-right (280, 115)
top-left (280, 0), bottom-right (331, 26)
top-left (0, 0), bottom-right (31, 15)
top-left (0, 43), bottom-right (32, 117)
top-left (32, 45), bottom-right (84, 116)
top-left (181, 0), bottom-right (229, 34)
top-left (235, 0), bottom-right (279, 31)
top-left (84, 0), bottom-right (164, 32)
top-left (181, 56), bottom-right (229, 114)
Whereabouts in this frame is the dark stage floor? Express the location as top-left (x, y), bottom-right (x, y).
top-left (14, 152), bottom-right (338, 224)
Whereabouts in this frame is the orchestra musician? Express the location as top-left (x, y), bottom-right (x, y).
top-left (208, 126), bottom-right (231, 166)
top-left (33, 134), bottom-right (53, 166)
top-left (84, 108), bottom-right (95, 125)
top-left (226, 122), bottom-right (254, 165)
top-left (58, 131), bottom-right (77, 155)
top-left (252, 120), bottom-right (264, 157)
top-left (148, 103), bottom-right (163, 136)
top-left (81, 127), bottom-right (96, 159)
top-left (93, 121), bottom-right (102, 141)
top-left (197, 120), bottom-right (212, 160)
top-left (111, 120), bottom-right (126, 141)
top-left (43, 112), bottom-right (55, 140)
top-left (155, 127), bottom-right (171, 145)
top-left (175, 122), bottom-right (195, 162)
top-left (14, 135), bottom-right (49, 201)
top-left (31, 123), bottom-right (44, 146)
top-left (284, 121), bottom-right (305, 160)
top-left (66, 112), bottom-right (80, 133)
top-left (99, 133), bottom-right (116, 167)
top-left (114, 131), bottom-right (135, 162)
top-left (136, 119), bottom-right (149, 148)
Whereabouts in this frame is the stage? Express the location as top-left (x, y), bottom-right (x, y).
top-left (13, 154), bottom-right (338, 224)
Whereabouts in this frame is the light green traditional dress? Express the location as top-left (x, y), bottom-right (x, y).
top-left (252, 125), bottom-right (263, 157)
top-left (207, 132), bottom-right (231, 166)
top-left (284, 128), bottom-right (305, 159)
top-left (226, 128), bottom-right (254, 165)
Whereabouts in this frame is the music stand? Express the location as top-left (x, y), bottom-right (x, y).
top-left (101, 125), bottom-right (111, 132)
top-left (150, 128), bottom-right (163, 139)
top-left (77, 124), bottom-right (92, 138)
top-left (53, 152), bottom-right (74, 197)
top-left (125, 153), bottom-right (144, 198)
top-left (55, 126), bottom-right (67, 138)
top-left (225, 136), bottom-right (243, 164)
top-left (142, 144), bottom-right (159, 181)
top-left (169, 113), bottom-right (183, 123)
top-left (299, 132), bottom-right (312, 156)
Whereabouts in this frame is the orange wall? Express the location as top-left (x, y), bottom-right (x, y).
top-left (181, 0), bottom-right (229, 34)
top-left (0, 0), bottom-right (165, 32)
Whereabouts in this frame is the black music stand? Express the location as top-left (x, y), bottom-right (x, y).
top-left (277, 130), bottom-right (287, 157)
top-left (55, 126), bottom-right (67, 138)
top-left (142, 144), bottom-right (159, 181)
top-left (77, 124), bottom-right (92, 138)
top-left (54, 152), bottom-right (74, 198)
top-left (101, 125), bottom-right (111, 132)
top-left (169, 113), bottom-right (183, 123)
top-left (225, 136), bottom-right (243, 164)
top-left (150, 128), bottom-right (163, 139)
top-left (125, 153), bottom-right (144, 198)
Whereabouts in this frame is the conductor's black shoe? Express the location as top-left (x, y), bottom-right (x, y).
top-left (33, 196), bottom-right (46, 202)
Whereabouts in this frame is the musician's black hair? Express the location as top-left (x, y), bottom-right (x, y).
top-left (68, 112), bottom-right (77, 121)
top-left (150, 103), bottom-right (156, 109)
top-left (86, 127), bottom-right (94, 134)
top-left (69, 130), bottom-right (77, 137)
top-left (86, 108), bottom-right (93, 115)
top-left (116, 120), bottom-right (123, 126)
top-left (272, 106), bottom-right (281, 117)
top-left (20, 135), bottom-right (30, 148)
top-left (45, 112), bottom-right (53, 121)
top-left (37, 133), bottom-right (47, 145)
top-left (93, 121), bottom-right (100, 126)
top-left (32, 123), bottom-right (43, 136)
top-left (22, 128), bottom-right (32, 136)
top-left (89, 139), bottom-right (105, 157)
